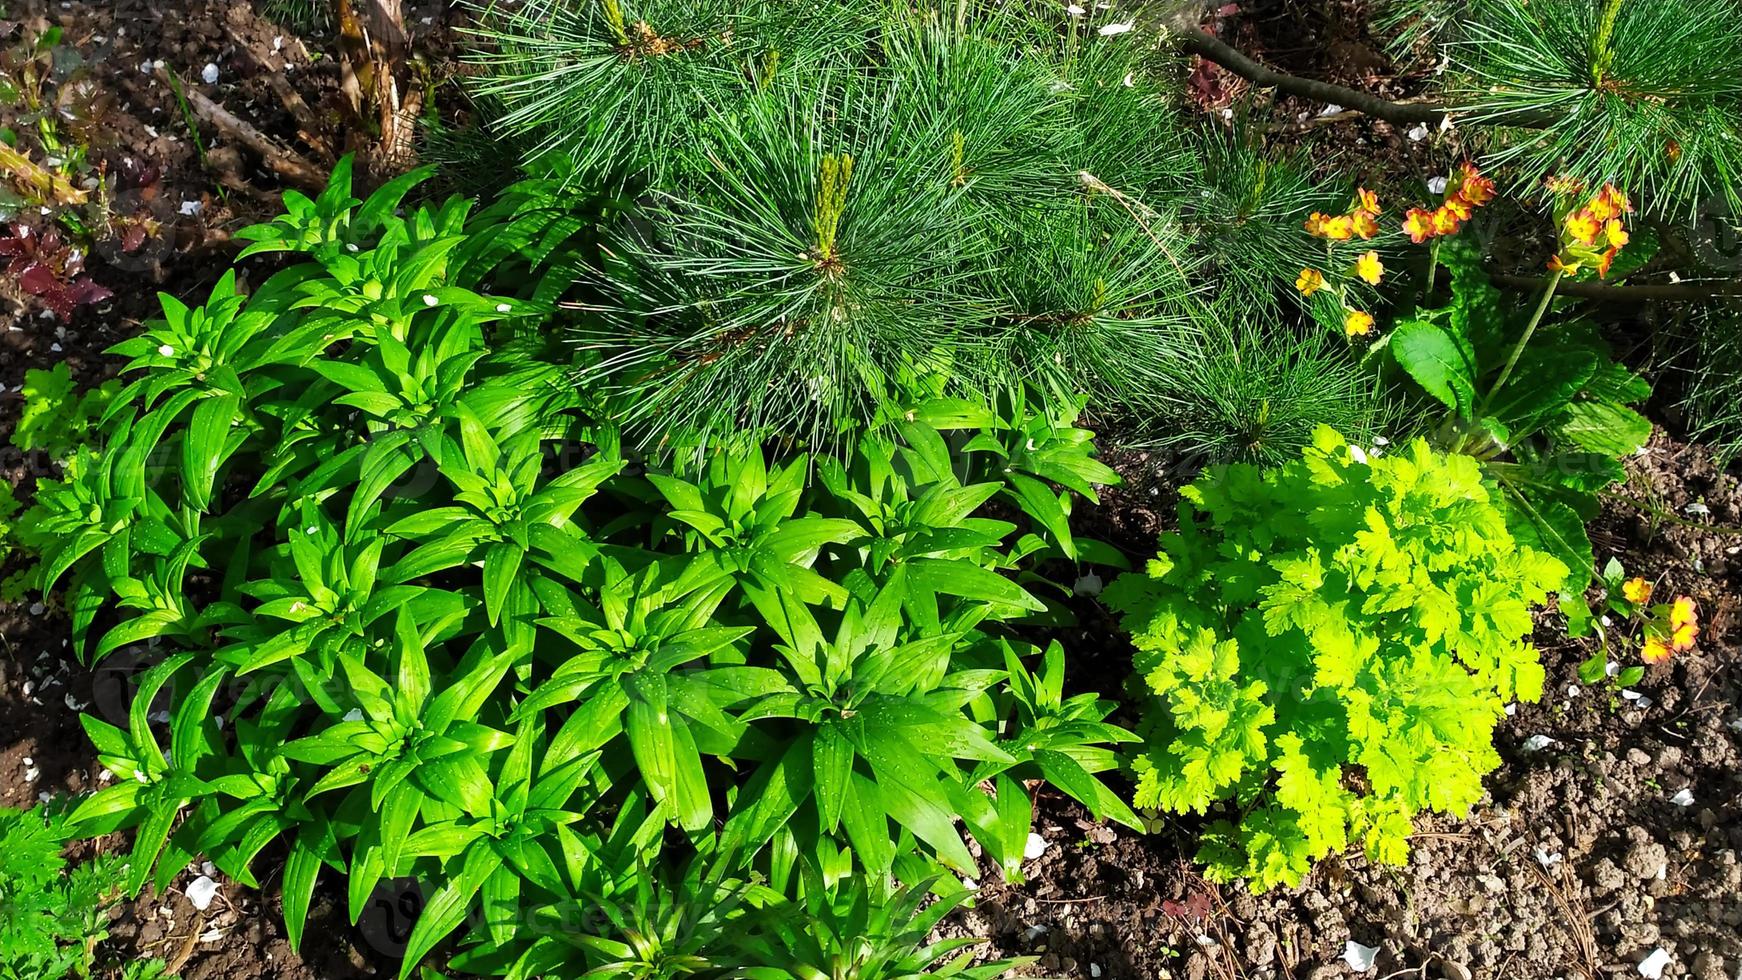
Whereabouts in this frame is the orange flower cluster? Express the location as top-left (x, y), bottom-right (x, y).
top-left (1305, 187), bottom-right (1382, 242)
top-left (1641, 594), bottom-right (1699, 665)
top-left (1402, 162), bottom-right (1496, 244)
top-left (1547, 182), bottom-right (1633, 279)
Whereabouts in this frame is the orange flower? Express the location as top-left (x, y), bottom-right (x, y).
top-left (1452, 162), bottom-right (1496, 206)
top-left (1670, 596), bottom-right (1698, 629)
top-left (1355, 187), bottom-right (1380, 214)
top-left (1343, 309), bottom-right (1375, 337)
top-left (1597, 183), bottom-right (1632, 216)
top-left (1430, 207), bottom-right (1462, 236)
top-left (1354, 251), bottom-right (1384, 285)
top-left (1622, 577), bottom-right (1653, 604)
top-left (1604, 218), bottom-right (1629, 249)
top-left (1296, 268), bottom-right (1327, 297)
top-left (1672, 622), bottom-right (1699, 651)
top-left (1306, 212), bottom-right (1357, 240)
top-left (1595, 247), bottom-right (1621, 279)
top-left (1642, 637), bottom-right (1672, 664)
top-left (1403, 208), bottom-right (1436, 244)
top-left (1564, 210), bottom-right (1601, 246)
top-left (1548, 254), bottom-right (1582, 274)
top-left (1351, 210), bottom-right (1380, 239)
top-left (1441, 196), bottom-right (1473, 221)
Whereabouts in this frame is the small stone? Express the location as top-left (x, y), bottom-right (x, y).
top-left (185, 875), bottom-right (220, 911)
top-left (1344, 940), bottom-right (1380, 973)
top-left (1024, 832), bottom-right (1049, 860)
top-left (1637, 948), bottom-right (1672, 979)
top-left (1670, 788), bottom-right (1695, 807)
top-left (201, 63), bottom-right (219, 84)
top-left (1522, 734), bottom-right (1557, 753)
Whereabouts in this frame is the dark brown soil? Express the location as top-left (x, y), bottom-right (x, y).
top-left (2, 2), bottom-right (1740, 979)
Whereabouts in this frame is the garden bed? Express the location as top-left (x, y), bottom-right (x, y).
top-left (2, 0), bottom-right (1740, 978)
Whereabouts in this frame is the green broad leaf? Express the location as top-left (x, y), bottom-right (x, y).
top-left (398, 842), bottom-right (503, 980)
top-left (988, 772), bottom-right (1032, 875)
top-left (1499, 485), bottom-right (1592, 591)
top-left (909, 398), bottom-right (999, 430)
top-left (1553, 401), bottom-right (1653, 458)
top-left (1390, 319), bottom-right (1478, 418)
top-left (1485, 347), bottom-right (1597, 438)
top-left (1580, 361), bottom-right (1652, 405)
top-left (126, 802), bottom-right (182, 896)
top-left (907, 557), bottom-right (1045, 612)
top-left (1006, 473), bottom-right (1075, 558)
top-left (837, 771), bottom-right (893, 876)
top-left (181, 392), bottom-right (242, 510)
top-left (478, 863), bottom-right (522, 948)
top-left (67, 780), bottom-right (145, 827)
top-left (281, 817), bottom-right (340, 953)
top-left (813, 722), bottom-right (854, 835)
top-left (718, 735), bottom-right (815, 865)
top-left (482, 540), bottom-right (524, 627)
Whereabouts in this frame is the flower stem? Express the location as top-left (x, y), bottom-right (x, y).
top-left (1478, 268), bottom-right (1563, 417)
top-left (1422, 238), bottom-right (1441, 303)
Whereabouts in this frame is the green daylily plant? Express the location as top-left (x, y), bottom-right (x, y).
top-left (29, 161), bottom-right (1136, 978)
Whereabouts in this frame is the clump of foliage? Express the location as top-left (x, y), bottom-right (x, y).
top-left (1139, 313), bottom-right (1397, 466)
top-left (0, 24), bottom-right (164, 319)
top-left (32, 164), bottom-right (1130, 978)
top-left (13, 362), bottom-right (116, 459)
top-left (1104, 427), bottom-right (1566, 890)
top-left (1385, 213), bottom-right (1652, 629)
top-left (1673, 303), bottom-right (1742, 467)
top-left (0, 803), bottom-right (164, 979)
top-left (1381, 0), bottom-right (1742, 214)
top-left (458, 2), bottom-right (1368, 462)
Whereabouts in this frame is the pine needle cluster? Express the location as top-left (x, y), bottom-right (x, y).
top-left (462, 0), bottom-right (1389, 455)
top-left (1386, 0), bottom-right (1742, 215)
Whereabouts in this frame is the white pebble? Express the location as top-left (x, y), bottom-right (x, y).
top-left (1522, 734), bottom-right (1557, 753)
top-left (496, 303), bottom-right (511, 313)
top-left (179, 200), bottom-right (203, 216)
top-left (423, 294), bottom-right (439, 307)
top-left (201, 63), bottom-right (219, 85)
top-left (1427, 175), bottom-right (1448, 194)
top-left (1344, 940), bottom-right (1380, 973)
top-left (185, 875), bottom-right (220, 911)
top-left (1533, 844), bottom-right (1562, 868)
top-left (1669, 788), bottom-right (1695, 807)
top-left (1637, 949), bottom-right (1672, 979)
top-left (1407, 124), bottom-right (1430, 142)
top-left (158, 344), bottom-right (174, 356)
top-left (1024, 832), bottom-right (1049, 860)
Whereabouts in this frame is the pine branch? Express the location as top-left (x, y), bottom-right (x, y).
top-left (1172, 29), bottom-right (1449, 128)
top-left (1488, 273), bottom-right (1742, 303)
top-left (1167, 26), bottom-right (1556, 130)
